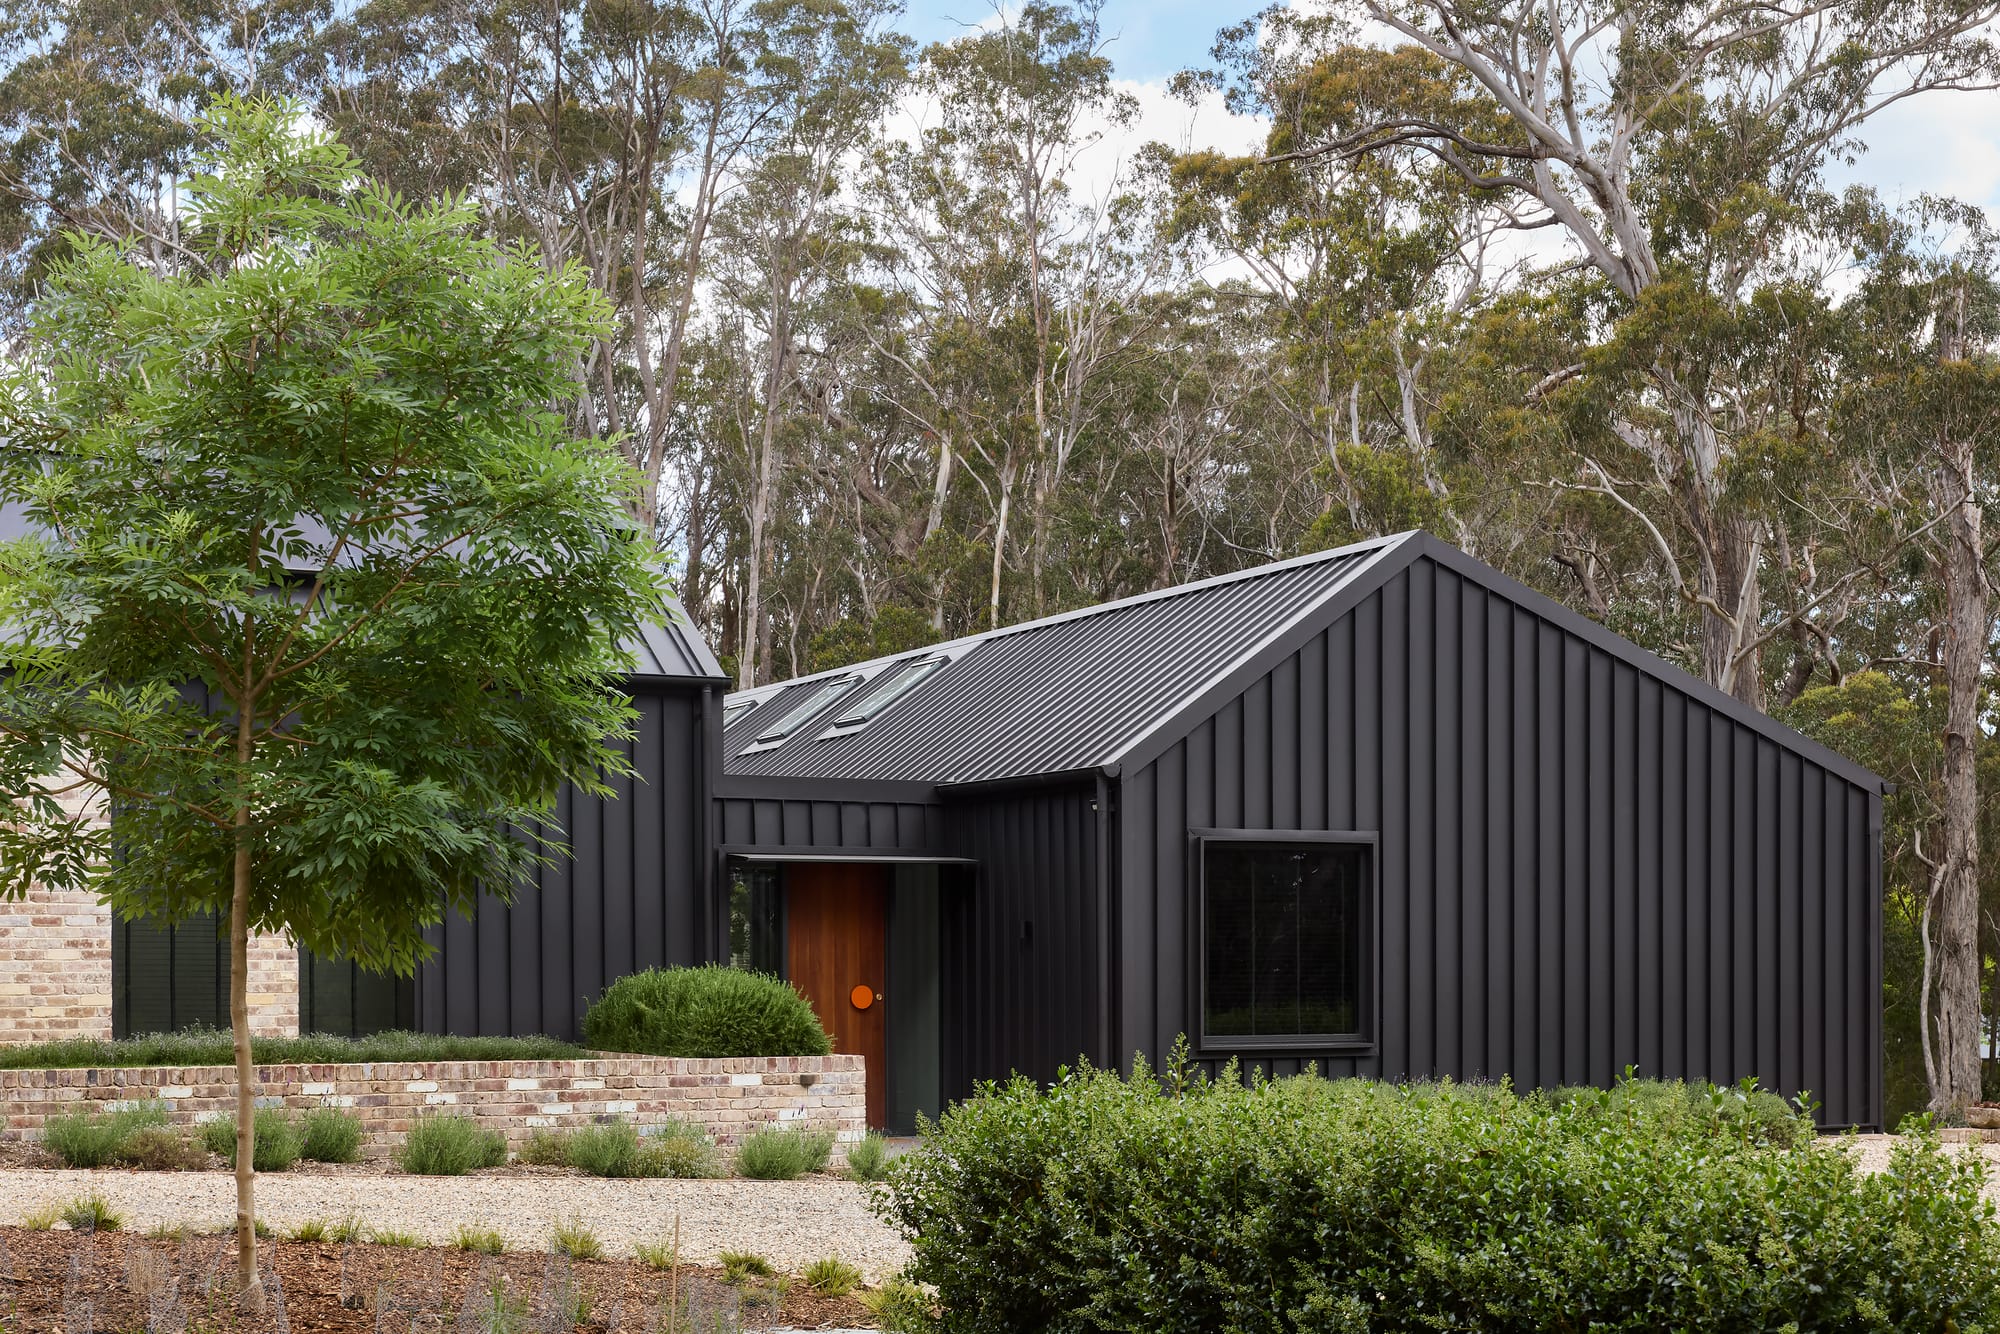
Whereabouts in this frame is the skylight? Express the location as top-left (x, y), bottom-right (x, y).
top-left (722, 697), bottom-right (759, 727)
top-left (825, 656), bottom-right (947, 731)
top-left (749, 675), bottom-right (859, 746)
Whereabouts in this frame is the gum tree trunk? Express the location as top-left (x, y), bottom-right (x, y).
top-left (1931, 449), bottom-right (1984, 1115)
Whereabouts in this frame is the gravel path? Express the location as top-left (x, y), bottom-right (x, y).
top-left (0, 1169), bottom-right (912, 1281)
top-left (1842, 1132), bottom-right (2000, 1193)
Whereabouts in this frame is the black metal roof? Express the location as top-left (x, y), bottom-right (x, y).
top-left (722, 530), bottom-right (1889, 795)
top-left (721, 534), bottom-right (1409, 785)
top-left (0, 496), bottom-right (725, 684)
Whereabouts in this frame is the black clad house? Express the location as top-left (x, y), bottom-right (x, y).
top-left (94, 530), bottom-right (1888, 1131)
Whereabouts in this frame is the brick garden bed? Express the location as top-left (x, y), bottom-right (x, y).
top-left (0, 1055), bottom-right (866, 1159)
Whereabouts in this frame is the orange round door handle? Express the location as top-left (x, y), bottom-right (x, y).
top-left (850, 984), bottom-right (876, 1011)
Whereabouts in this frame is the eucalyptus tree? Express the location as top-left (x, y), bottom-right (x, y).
top-left (712, 0), bottom-right (908, 687)
top-left (0, 0), bottom-right (326, 327)
top-left (903, 0), bottom-right (1147, 624)
top-left (1277, 0), bottom-right (2000, 708)
top-left (0, 99), bottom-right (658, 1287)
top-left (1829, 206), bottom-right (2000, 1112)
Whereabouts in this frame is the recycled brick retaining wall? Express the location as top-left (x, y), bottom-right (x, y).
top-left (0, 1055), bottom-right (866, 1161)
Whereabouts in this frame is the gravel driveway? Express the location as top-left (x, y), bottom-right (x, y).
top-left (0, 1169), bottom-right (913, 1280)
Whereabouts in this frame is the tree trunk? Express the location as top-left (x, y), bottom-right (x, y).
top-left (230, 802), bottom-right (260, 1297)
top-left (1930, 454), bottom-right (1984, 1114)
top-left (988, 460), bottom-right (1016, 631)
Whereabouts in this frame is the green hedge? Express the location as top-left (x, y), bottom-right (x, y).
top-left (582, 965), bottom-right (831, 1059)
top-left (881, 1057), bottom-right (2000, 1332)
top-left (0, 1027), bottom-right (583, 1069)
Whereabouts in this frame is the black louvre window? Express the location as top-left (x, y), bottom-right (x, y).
top-left (1202, 840), bottom-right (1368, 1045)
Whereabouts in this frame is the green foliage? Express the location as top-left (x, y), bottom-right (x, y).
top-left (367, 1227), bottom-right (424, 1248)
top-left (882, 1060), bottom-right (2000, 1332)
top-left (733, 1126), bottom-right (834, 1180)
top-left (0, 1028), bottom-right (585, 1071)
top-left (461, 1271), bottom-right (531, 1334)
top-left (633, 1239), bottom-right (678, 1271)
top-left (582, 966), bottom-right (831, 1059)
top-left (639, 1119), bottom-right (722, 1179)
top-left (565, 1120), bottom-right (644, 1178)
top-left (202, 1107), bottom-right (305, 1172)
top-left (843, 1132), bottom-right (891, 1182)
top-left (18, 1205), bottom-right (58, 1231)
top-left (550, 1214), bottom-right (604, 1261)
top-left (0, 92), bottom-right (655, 972)
top-left (857, 1277), bottom-right (936, 1333)
top-left (718, 1251), bottom-right (774, 1284)
top-left (805, 607), bottom-right (943, 673)
top-left (325, 1215), bottom-right (365, 1244)
top-left (59, 1194), bottom-right (122, 1232)
top-left (40, 1105), bottom-right (169, 1168)
top-left (803, 1257), bottom-right (863, 1297)
top-left (517, 1130), bottom-right (571, 1167)
top-left (453, 1225), bottom-right (506, 1255)
top-left (299, 1106), bottom-right (365, 1163)
top-left (395, 1116), bottom-right (506, 1176)
top-left (115, 1126), bottom-right (210, 1171)
top-left (286, 1219), bottom-right (330, 1243)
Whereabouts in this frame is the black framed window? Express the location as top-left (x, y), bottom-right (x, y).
top-left (1201, 838), bottom-right (1370, 1046)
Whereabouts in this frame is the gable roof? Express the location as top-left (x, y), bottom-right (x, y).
top-left (723, 530), bottom-right (1888, 795)
top-left (721, 533), bottom-right (1410, 785)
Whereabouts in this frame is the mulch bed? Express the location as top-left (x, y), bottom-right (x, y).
top-left (0, 1227), bottom-right (877, 1332)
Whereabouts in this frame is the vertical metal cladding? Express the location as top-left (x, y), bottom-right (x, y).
top-left (416, 683), bottom-right (715, 1041)
top-left (1118, 555), bottom-right (1883, 1129)
top-left (715, 794), bottom-right (945, 853)
top-left (939, 786), bottom-right (1102, 1103)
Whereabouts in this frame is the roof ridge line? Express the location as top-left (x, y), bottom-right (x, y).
top-left (728, 530), bottom-right (1417, 700)
top-left (1097, 533), bottom-right (1421, 776)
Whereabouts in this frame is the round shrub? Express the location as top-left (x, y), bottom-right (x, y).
top-left (583, 965), bottom-right (831, 1059)
top-left (883, 1059), bottom-right (2000, 1332)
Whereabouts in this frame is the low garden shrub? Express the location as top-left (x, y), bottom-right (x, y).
top-left (565, 1120), bottom-right (644, 1178)
top-left (581, 965), bottom-right (830, 1058)
top-left (0, 1027), bottom-right (583, 1070)
top-left (395, 1115), bottom-right (506, 1176)
top-left (844, 1131), bottom-right (890, 1182)
top-left (640, 1118), bottom-right (721, 1178)
top-left (58, 1193), bottom-right (122, 1232)
top-left (299, 1106), bottom-right (365, 1163)
top-left (200, 1107), bottom-right (304, 1171)
top-left (882, 1056), bottom-right (2000, 1333)
top-left (734, 1126), bottom-right (834, 1180)
top-left (803, 1257), bottom-right (862, 1297)
top-left (115, 1126), bottom-right (209, 1171)
top-left (517, 1130), bottom-right (571, 1167)
top-left (41, 1105), bottom-right (169, 1168)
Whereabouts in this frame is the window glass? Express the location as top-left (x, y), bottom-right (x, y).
top-left (729, 863), bottom-right (783, 975)
top-left (830, 656), bottom-right (945, 729)
top-left (752, 675), bottom-right (858, 744)
top-left (1203, 842), bottom-right (1366, 1042)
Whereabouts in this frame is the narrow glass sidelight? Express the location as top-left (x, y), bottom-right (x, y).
top-left (729, 863), bottom-right (784, 976)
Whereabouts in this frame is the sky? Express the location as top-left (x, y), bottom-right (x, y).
top-left (893, 0), bottom-right (2000, 217)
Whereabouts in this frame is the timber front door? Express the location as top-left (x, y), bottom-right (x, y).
top-left (785, 863), bottom-right (889, 1129)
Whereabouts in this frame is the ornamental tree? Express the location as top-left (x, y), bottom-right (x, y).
top-left (0, 95), bottom-right (660, 1294)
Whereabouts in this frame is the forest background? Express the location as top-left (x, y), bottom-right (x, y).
top-left (4, 0), bottom-right (1999, 1125)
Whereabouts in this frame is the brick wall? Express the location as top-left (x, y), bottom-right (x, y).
top-left (0, 881), bottom-right (113, 1042)
top-left (0, 1055), bottom-right (867, 1160)
top-left (0, 889), bottom-right (304, 1045)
